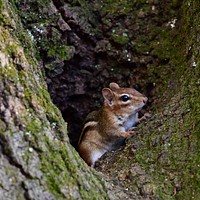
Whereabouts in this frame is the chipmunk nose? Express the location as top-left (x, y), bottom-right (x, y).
top-left (143, 97), bottom-right (148, 104)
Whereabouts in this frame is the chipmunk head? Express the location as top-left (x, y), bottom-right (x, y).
top-left (102, 82), bottom-right (147, 115)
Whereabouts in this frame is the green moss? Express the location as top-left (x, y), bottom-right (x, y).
top-left (125, 1), bottom-right (200, 199)
top-left (40, 149), bottom-right (72, 199)
top-left (0, 119), bottom-right (6, 132)
top-left (100, 0), bottom-right (148, 17)
top-left (47, 44), bottom-right (75, 61)
top-left (0, 1), bottom-right (110, 199)
top-left (26, 117), bottom-right (43, 133)
top-left (3, 0), bottom-right (199, 199)
top-left (39, 138), bottom-right (108, 199)
top-left (0, 0), bottom-right (4, 24)
top-left (112, 33), bottom-right (129, 45)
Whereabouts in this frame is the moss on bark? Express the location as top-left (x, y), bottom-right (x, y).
top-left (0, 0), bottom-right (109, 199)
top-left (1, 0), bottom-right (199, 199)
top-left (96, 1), bottom-right (200, 199)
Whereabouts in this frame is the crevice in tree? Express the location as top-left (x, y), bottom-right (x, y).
top-left (0, 139), bottom-right (32, 179)
top-left (21, 182), bottom-right (32, 200)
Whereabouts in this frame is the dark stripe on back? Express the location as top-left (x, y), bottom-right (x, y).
top-left (78, 124), bottom-right (97, 145)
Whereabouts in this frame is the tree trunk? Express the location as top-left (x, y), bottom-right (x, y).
top-left (96, 1), bottom-right (200, 199)
top-left (0, 0), bottom-right (199, 200)
top-left (0, 1), bottom-right (109, 199)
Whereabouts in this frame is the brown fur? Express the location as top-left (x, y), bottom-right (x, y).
top-left (78, 82), bottom-right (148, 166)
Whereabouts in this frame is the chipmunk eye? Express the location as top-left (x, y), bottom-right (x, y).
top-left (120, 95), bottom-right (130, 102)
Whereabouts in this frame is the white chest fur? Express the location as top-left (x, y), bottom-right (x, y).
top-left (123, 112), bottom-right (138, 131)
top-left (90, 150), bottom-right (106, 166)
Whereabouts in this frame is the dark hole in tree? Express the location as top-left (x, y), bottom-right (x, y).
top-left (47, 62), bottom-right (154, 150)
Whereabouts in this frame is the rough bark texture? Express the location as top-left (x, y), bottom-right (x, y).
top-left (0, 1), bottom-right (109, 199)
top-left (96, 1), bottom-right (200, 199)
top-left (0, 0), bottom-right (199, 199)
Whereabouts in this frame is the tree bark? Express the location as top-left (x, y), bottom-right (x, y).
top-left (96, 1), bottom-right (200, 199)
top-left (0, 1), bottom-right (109, 199)
top-left (0, 0), bottom-right (199, 200)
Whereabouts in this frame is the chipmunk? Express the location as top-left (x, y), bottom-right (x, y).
top-left (78, 82), bottom-right (149, 166)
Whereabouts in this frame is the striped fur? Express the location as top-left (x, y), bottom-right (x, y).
top-left (78, 82), bottom-right (148, 166)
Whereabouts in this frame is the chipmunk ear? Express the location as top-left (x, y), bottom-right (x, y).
top-left (109, 82), bottom-right (120, 90)
top-left (102, 88), bottom-right (114, 106)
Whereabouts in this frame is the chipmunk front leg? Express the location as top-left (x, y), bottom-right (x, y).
top-left (121, 128), bottom-right (136, 138)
